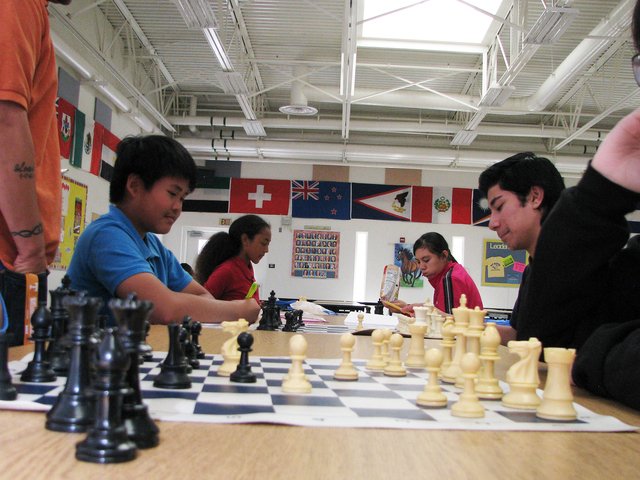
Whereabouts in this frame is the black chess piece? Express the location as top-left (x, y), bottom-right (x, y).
top-left (153, 323), bottom-right (192, 389)
top-left (75, 328), bottom-right (137, 464)
top-left (0, 332), bottom-right (18, 401)
top-left (110, 295), bottom-right (159, 449)
top-left (230, 332), bottom-right (256, 383)
top-left (375, 299), bottom-right (384, 315)
top-left (179, 326), bottom-right (193, 374)
top-left (257, 290), bottom-right (280, 331)
top-left (191, 321), bottom-right (205, 359)
top-left (282, 310), bottom-right (298, 332)
top-left (139, 320), bottom-right (154, 363)
top-left (20, 300), bottom-right (56, 383)
top-left (45, 292), bottom-right (101, 433)
top-left (47, 275), bottom-right (74, 375)
top-left (181, 316), bottom-right (199, 370)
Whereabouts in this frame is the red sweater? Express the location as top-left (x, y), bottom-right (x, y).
top-left (203, 256), bottom-right (259, 302)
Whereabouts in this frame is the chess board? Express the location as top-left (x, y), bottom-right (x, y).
top-left (1, 354), bottom-right (635, 432)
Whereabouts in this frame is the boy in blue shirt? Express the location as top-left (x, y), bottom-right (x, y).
top-left (68, 135), bottom-right (260, 325)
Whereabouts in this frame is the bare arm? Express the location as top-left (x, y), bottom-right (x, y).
top-left (591, 106), bottom-right (640, 194)
top-left (0, 100), bottom-right (46, 273)
top-left (115, 273), bottom-right (261, 325)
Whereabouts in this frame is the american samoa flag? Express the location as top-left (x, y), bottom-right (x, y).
top-left (291, 181), bottom-right (320, 201)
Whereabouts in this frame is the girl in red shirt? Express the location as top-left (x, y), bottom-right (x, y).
top-left (195, 215), bottom-right (271, 302)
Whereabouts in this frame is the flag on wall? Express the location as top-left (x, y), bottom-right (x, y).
top-left (99, 128), bottom-right (120, 182)
top-left (431, 187), bottom-right (473, 224)
top-left (229, 178), bottom-right (290, 215)
top-left (352, 184), bottom-right (412, 221)
top-left (473, 189), bottom-right (491, 227)
top-left (89, 122), bottom-right (104, 177)
top-left (55, 97), bottom-right (75, 159)
top-left (411, 186), bottom-right (433, 223)
top-left (69, 109), bottom-right (84, 168)
top-left (183, 177), bottom-right (230, 213)
top-left (79, 117), bottom-right (96, 172)
top-left (291, 181), bottom-right (351, 220)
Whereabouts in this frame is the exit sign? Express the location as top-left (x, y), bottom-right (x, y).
top-left (220, 218), bottom-right (231, 226)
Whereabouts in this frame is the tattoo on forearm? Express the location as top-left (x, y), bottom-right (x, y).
top-left (11, 222), bottom-right (43, 238)
top-left (14, 162), bottom-right (35, 179)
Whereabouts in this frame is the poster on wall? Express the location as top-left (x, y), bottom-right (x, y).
top-left (291, 229), bottom-right (340, 279)
top-left (52, 177), bottom-right (88, 270)
top-left (394, 243), bottom-right (423, 288)
top-left (482, 239), bottom-right (528, 287)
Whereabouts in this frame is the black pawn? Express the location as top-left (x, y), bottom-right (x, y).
top-left (47, 275), bottom-right (74, 375)
top-left (191, 321), bottom-right (205, 359)
top-left (230, 332), bottom-right (256, 383)
top-left (181, 316), bottom-right (199, 370)
top-left (153, 323), bottom-right (192, 389)
top-left (139, 320), bottom-right (154, 363)
top-left (76, 328), bottom-right (137, 464)
top-left (45, 292), bottom-right (101, 433)
top-left (110, 295), bottom-right (159, 449)
top-left (257, 290), bottom-right (280, 331)
top-left (0, 332), bottom-right (18, 401)
top-left (20, 300), bottom-right (56, 383)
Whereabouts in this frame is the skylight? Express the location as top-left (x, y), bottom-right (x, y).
top-left (360, 0), bottom-right (505, 52)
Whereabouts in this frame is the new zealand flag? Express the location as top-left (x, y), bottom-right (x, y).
top-left (291, 181), bottom-right (351, 220)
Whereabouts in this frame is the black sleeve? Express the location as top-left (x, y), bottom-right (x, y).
top-left (516, 165), bottom-right (640, 349)
top-left (572, 320), bottom-right (640, 410)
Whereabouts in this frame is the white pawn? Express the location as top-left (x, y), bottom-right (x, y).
top-left (381, 328), bottom-right (393, 365)
top-left (366, 329), bottom-right (386, 370)
top-left (417, 348), bottom-right (448, 407)
top-left (282, 334), bottom-right (312, 393)
top-left (536, 348), bottom-right (578, 421)
top-left (384, 333), bottom-right (407, 377)
top-left (451, 352), bottom-right (485, 418)
top-left (334, 333), bottom-right (359, 381)
top-left (355, 312), bottom-right (365, 331)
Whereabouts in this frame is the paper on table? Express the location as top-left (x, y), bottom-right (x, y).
top-left (344, 311), bottom-right (398, 328)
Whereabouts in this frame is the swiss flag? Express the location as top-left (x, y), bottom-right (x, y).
top-left (229, 178), bottom-right (290, 215)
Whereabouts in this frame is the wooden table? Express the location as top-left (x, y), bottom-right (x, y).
top-left (1, 322), bottom-right (640, 480)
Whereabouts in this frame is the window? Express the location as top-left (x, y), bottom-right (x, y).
top-left (353, 231), bottom-right (369, 301)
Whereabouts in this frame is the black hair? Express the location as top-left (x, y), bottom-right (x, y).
top-left (413, 232), bottom-right (457, 263)
top-left (194, 215), bottom-right (270, 284)
top-left (477, 152), bottom-right (565, 224)
top-left (109, 135), bottom-right (198, 205)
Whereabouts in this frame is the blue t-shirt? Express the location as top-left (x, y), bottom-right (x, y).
top-left (67, 205), bottom-right (192, 323)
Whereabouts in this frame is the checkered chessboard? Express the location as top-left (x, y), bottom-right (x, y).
top-left (2, 354), bottom-right (635, 432)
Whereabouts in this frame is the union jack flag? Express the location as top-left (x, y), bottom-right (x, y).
top-left (291, 181), bottom-right (320, 201)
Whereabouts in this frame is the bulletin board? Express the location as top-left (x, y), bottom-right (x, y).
top-left (51, 176), bottom-right (88, 270)
top-left (291, 230), bottom-right (340, 279)
top-left (482, 239), bottom-right (528, 287)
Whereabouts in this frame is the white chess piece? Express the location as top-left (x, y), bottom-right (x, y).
top-left (381, 328), bottom-right (393, 365)
top-left (502, 338), bottom-right (542, 410)
top-left (355, 312), bottom-right (365, 332)
top-left (384, 333), bottom-right (407, 377)
top-left (536, 347), bottom-right (578, 421)
top-left (476, 322), bottom-right (503, 400)
top-left (417, 348), bottom-right (448, 407)
top-left (405, 318), bottom-right (428, 368)
top-left (282, 334), bottom-right (312, 393)
top-left (366, 329), bottom-right (386, 370)
top-left (334, 333), bottom-right (359, 381)
top-left (451, 352), bottom-right (485, 418)
top-left (217, 319), bottom-right (249, 376)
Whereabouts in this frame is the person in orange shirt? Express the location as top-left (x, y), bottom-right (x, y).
top-left (0, 0), bottom-right (72, 345)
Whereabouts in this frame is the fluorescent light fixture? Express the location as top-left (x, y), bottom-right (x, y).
top-left (450, 130), bottom-right (478, 146)
top-left (465, 110), bottom-right (488, 130)
top-left (204, 28), bottom-right (234, 71)
top-left (478, 84), bottom-right (515, 107)
top-left (523, 7), bottom-right (579, 45)
top-left (242, 120), bottom-right (266, 137)
top-left (216, 72), bottom-right (249, 94)
top-left (129, 110), bottom-right (156, 133)
top-left (236, 94), bottom-right (257, 120)
top-left (172, 0), bottom-right (218, 29)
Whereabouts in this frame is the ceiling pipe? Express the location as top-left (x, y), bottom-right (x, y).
top-left (168, 115), bottom-right (604, 142)
top-left (177, 137), bottom-right (590, 174)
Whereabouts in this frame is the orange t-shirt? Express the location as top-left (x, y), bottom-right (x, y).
top-left (0, 0), bottom-right (62, 269)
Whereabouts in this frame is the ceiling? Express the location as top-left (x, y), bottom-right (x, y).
top-left (48, 0), bottom-right (640, 176)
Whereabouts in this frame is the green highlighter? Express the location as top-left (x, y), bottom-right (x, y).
top-left (245, 282), bottom-right (258, 299)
